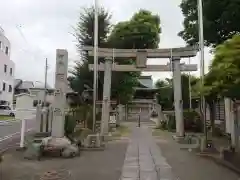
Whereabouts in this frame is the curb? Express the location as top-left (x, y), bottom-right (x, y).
top-left (197, 153), bottom-right (240, 175)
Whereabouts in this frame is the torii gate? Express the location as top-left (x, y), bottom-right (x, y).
top-left (83, 46), bottom-right (198, 137)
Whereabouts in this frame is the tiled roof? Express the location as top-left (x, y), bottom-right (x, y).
top-left (18, 81), bottom-right (34, 89)
top-left (33, 81), bottom-right (52, 89)
top-left (14, 79), bottom-right (53, 90)
top-left (138, 76), bottom-right (153, 89)
top-left (14, 79), bottom-right (22, 88)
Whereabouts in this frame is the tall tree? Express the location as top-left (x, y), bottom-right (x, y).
top-left (108, 9), bottom-right (161, 103)
top-left (179, 0), bottom-right (240, 47)
top-left (204, 35), bottom-right (240, 100)
top-left (155, 79), bottom-right (173, 110)
top-left (155, 74), bottom-right (199, 110)
top-left (69, 8), bottom-right (161, 104)
top-left (69, 6), bottom-right (112, 97)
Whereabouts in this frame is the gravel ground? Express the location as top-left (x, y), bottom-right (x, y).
top-left (154, 129), bottom-right (240, 180)
top-left (0, 140), bottom-right (128, 180)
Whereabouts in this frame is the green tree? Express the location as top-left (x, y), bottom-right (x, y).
top-left (69, 6), bottom-right (112, 98)
top-left (155, 79), bottom-right (173, 110)
top-left (204, 35), bottom-right (240, 100)
top-left (179, 0), bottom-right (240, 47)
top-left (69, 8), bottom-right (161, 104)
top-left (108, 9), bottom-right (161, 103)
top-left (155, 74), bottom-right (199, 110)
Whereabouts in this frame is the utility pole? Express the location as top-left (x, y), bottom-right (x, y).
top-left (198, 0), bottom-right (207, 146)
top-left (93, 0), bottom-right (99, 132)
top-left (43, 58), bottom-right (48, 106)
top-left (188, 57), bottom-right (192, 109)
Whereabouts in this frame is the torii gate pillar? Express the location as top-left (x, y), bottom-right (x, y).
top-left (172, 57), bottom-right (184, 137)
top-left (101, 58), bottom-right (112, 136)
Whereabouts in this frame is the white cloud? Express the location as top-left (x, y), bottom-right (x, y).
top-left (0, 0), bottom-right (212, 86)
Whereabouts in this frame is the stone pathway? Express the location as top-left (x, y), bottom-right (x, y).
top-left (119, 124), bottom-right (176, 180)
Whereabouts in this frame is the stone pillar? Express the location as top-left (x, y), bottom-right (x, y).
top-left (233, 103), bottom-right (240, 150)
top-left (225, 98), bottom-right (232, 134)
top-left (48, 106), bottom-right (53, 132)
top-left (172, 57), bottom-right (184, 137)
top-left (101, 58), bottom-right (112, 135)
top-left (117, 104), bottom-right (124, 126)
top-left (51, 49), bottom-right (68, 138)
top-left (35, 105), bottom-right (42, 132)
top-left (42, 107), bottom-right (48, 132)
top-left (155, 103), bottom-right (162, 128)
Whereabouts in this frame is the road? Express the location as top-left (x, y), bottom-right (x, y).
top-left (0, 119), bottom-right (35, 150)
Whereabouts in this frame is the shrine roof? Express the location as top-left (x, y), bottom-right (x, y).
top-left (137, 76), bottom-right (154, 89)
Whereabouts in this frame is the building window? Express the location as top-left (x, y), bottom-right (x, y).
top-left (10, 68), bottom-right (12, 76)
top-left (4, 64), bottom-right (7, 73)
top-left (5, 46), bottom-right (8, 55)
top-left (8, 85), bottom-right (12, 92)
top-left (2, 83), bottom-right (6, 91)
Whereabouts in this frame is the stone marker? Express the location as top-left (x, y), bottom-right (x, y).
top-left (51, 49), bottom-right (68, 138)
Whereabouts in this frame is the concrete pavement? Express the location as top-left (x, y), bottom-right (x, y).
top-left (119, 123), bottom-right (176, 180)
top-left (154, 129), bottom-right (240, 180)
top-left (0, 119), bottom-right (35, 150)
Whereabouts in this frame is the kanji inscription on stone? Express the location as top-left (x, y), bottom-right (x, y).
top-left (54, 108), bottom-right (62, 116)
top-left (56, 73), bottom-right (65, 81)
top-left (54, 89), bottom-right (63, 97)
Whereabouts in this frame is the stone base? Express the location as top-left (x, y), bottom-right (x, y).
top-left (16, 147), bottom-right (27, 152)
top-left (172, 135), bottom-right (185, 143)
top-left (24, 136), bottom-right (80, 160)
top-left (83, 134), bottom-right (105, 149)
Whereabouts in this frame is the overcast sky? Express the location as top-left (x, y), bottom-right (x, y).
top-left (0, 0), bottom-right (212, 87)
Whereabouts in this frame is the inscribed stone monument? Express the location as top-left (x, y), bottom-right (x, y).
top-left (51, 49), bottom-right (68, 138)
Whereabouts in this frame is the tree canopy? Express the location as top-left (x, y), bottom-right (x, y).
top-left (69, 7), bottom-right (161, 104)
top-left (203, 35), bottom-right (240, 100)
top-left (69, 7), bottom-right (111, 98)
top-left (155, 74), bottom-right (199, 110)
top-left (179, 0), bottom-right (240, 47)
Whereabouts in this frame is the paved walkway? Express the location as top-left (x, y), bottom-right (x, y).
top-left (119, 123), bottom-right (176, 180)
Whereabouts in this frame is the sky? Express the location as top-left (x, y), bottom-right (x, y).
top-left (0, 0), bottom-right (213, 87)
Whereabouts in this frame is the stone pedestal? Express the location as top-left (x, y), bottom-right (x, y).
top-left (155, 103), bottom-right (162, 128)
top-left (101, 58), bottom-right (112, 136)
top-left (42, 107), bottom-right (48, 132)
top-left (36, 105), bottom-right (42, 132)
top-left (83, 134), bottom-right (103, 148)
top-left (51, 49), bottom-right (68, 138)
top-left (48, 106), bottom-right (53, 131)
top-left (117, 104), bottom-right (124, 126)
top-left (172, 57), bottom-right (184, 137)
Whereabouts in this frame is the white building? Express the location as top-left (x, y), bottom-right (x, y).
top-left (0, 27), bottom-right (15, 106)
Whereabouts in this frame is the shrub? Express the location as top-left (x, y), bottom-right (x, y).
top-left (64, 115), bottom-right (77, 137)
top-left (183, 109), bottom-right (202, 132)
top-left (164, 110), bottom-right (202, 132)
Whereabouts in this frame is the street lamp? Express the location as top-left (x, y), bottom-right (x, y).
top-left (93, 0), bottom-right (99, 132)
top-left (197, 0), bottom-right (207, 146)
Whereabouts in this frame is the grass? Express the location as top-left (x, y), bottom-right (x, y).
top-left (152, 128), bottom-right (174, 137)
top-left (0, 115), bottom-right (14, 121)
top-left (112, 125), bottom-right (130, 138)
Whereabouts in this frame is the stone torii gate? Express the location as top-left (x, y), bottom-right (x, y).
top-left (83, 46), bottom-right (198, 137)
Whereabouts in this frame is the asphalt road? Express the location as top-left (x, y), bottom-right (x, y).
top-left (0, 119), bottom-right (35, 150)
